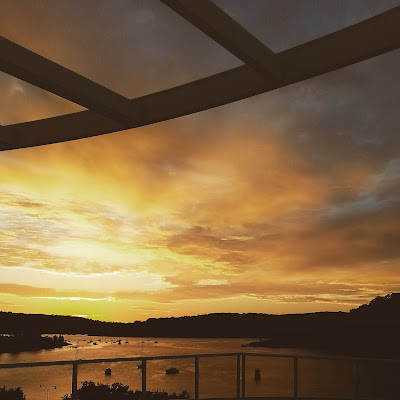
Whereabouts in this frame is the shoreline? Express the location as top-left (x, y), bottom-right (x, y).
top-left (241, 339), bottom-right (400, 360)
top-left (0, 334), bottom-right (70, 354)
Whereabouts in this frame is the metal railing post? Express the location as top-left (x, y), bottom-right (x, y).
top-left (142, 359), bottom-right (147, 400)
top-left (194, 356), bottom-right (199, 400)
top-left (353, 360), bottom-right (359, 400)
top-left (293, 357), bottom-right (298, 399)
top-left (71, 362), bottom-right (78, 400)
top-left (236, 354), bottom-right (241, 399)
top-left (241, 354), bottom-right (246, 399)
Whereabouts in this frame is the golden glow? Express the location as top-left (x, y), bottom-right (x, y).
top-left (1, 1), bottom-right (400, 322)
top-left (33, 297), bottom-right (114, 302)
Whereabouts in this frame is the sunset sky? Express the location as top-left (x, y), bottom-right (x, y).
top-left (1, 0), bottom-right (400, 322)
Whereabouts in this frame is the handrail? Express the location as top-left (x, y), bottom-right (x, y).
top-left (1, 351), bottom-right (399, 369)
top-left (0, 352), bottom-right (239, 369)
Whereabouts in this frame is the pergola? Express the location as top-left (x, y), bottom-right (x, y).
top-left (1, 0), bottom-right (400, 151)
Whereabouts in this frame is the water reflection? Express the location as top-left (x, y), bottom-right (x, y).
top-left (1, 336), bottom-right (399, 399)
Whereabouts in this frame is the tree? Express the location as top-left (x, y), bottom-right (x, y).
top-left (62, 382), bottom-right (190, 400)
top-left (0, 387), bottom-right (26, 400)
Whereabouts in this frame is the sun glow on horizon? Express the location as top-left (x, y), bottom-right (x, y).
top-left (32, 296), bottom-right (114, 302)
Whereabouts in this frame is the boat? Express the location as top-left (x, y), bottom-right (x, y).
top-left (165, 367), bottom-right (179, 374)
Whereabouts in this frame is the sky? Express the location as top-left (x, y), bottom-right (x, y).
top-left (1, 0), bottom-right (400, 322)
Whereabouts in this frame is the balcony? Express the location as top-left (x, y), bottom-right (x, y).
top-left (1, 352), bottom-right (399, 400)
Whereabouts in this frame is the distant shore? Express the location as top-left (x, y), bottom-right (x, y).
top-left (0, 334), bottom-right (70, 354)
top-left (241, 337), bottom-right (400, 359)
top-left (2, 293), bottom-right (400, 359)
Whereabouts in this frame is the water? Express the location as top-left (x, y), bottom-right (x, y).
top-left (0, 336), bottom-right (399, 399)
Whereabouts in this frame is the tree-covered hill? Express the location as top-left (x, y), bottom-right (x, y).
top-left (1, 293), bottom-right (400, 357)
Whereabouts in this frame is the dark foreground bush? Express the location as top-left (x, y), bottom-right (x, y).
top-left (0, 386), bottom-right (25, 400)
top-left (62, 381), bottom-right (190, 400)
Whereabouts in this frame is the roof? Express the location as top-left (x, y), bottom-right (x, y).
top-left (1, 1), bottom-right (400, 151)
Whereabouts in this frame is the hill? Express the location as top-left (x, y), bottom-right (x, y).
top-left (1, 293), bottom-right (400, 357)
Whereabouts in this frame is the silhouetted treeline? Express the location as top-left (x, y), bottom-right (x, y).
top-left (1, 293), bottom-right (400, 357)
top-left (0, 333), bottom-right (68, 353)
top-left (245, 293), bottom-right (400, 358)
top-left (62, 382), bottom-right (190, 400)
top-left (0, 310), bottom-right (348, 338)
top-left (0, 386), bottom-right (25, 400)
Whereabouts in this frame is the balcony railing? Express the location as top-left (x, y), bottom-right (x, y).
top-left (1, 352), bottom-right (399, 400)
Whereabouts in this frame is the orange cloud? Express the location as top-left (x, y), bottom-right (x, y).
top-left (1, 1), bottom-right (400, 321)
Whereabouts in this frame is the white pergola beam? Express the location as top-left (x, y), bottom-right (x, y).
top-left (0, 36), bottom-right (139, 127)
top-left (1, 5), bottom-right (400, 151)
top-left (160, 0), bottom-right (282, 80)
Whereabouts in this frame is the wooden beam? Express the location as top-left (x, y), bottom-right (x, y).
top-left (0, 36), bottom-right (139, 126)
top-left (160, 0), bottom-right (282, 80)
top-left (1, 5), bottom-right (400, 151)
